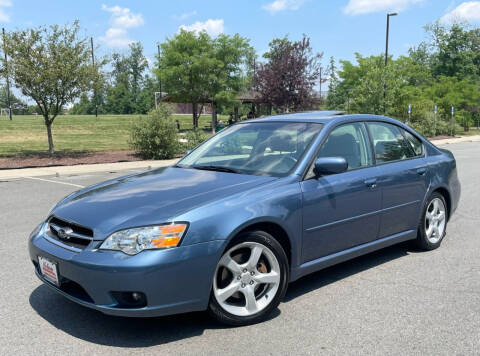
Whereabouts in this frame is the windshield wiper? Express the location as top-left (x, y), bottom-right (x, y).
top-left (192, 165), bottom-right (240, 174)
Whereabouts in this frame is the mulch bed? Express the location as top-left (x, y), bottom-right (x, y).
top-left (0, 151), bottom-right (146, 169)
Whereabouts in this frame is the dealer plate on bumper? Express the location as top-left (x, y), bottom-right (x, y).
top-left (38, 256), bottom-right (60, 286)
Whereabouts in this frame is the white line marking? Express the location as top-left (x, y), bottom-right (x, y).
top-left (24, 176), bottom-right (85, 188)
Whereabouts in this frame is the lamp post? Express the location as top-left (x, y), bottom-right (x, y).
top-left (384, 12), bottom-right (397, 114)
top-left (385, 12), bottom-right (397, 66)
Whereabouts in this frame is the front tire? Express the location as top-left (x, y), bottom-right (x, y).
top-left (415, 192), bottom-right (448, 250)
top-left (208, 230), bottom-right (289, 326)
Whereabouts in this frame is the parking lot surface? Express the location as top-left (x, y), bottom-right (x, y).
top-left (1, 142), bottom-right (479, 355)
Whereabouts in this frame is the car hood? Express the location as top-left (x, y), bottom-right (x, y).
top-left (52, 167), bottom-right (276, 239)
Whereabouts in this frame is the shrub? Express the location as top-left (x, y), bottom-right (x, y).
top-left (129, 105), bottom-right (180, 159)
top-left (183, 129), bottom-right (210, 151)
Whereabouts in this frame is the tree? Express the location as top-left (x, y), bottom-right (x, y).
top-left (2, 21), bottom-right (100, 155)
top-left (0, 85), bottom-right (26, 113)
top-left (424, 22), bottom-right (479, 79)
top-left (157, 30), bottom-right (252, 128)
top-left (70, 72), bottom-right (108, 115)
top-left (256, 35), bottom-right (322, 113)
top-left (136, 76), bottom-right (158, 114)
top-left (326, 56), bottom-right (343, 110)
top-left (127, 42), bottom-right (148, 108)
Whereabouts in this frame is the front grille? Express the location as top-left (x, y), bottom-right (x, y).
top-left (47, 216), bottom-right (94, 251)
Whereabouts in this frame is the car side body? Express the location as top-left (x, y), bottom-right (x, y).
top-left (28, 112), bottom-right (460, 318)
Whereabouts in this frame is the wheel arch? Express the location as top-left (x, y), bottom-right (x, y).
top-left (432, 186), bottom-right (452, 221)
top-left (226, 219), bottom-right (294, 268)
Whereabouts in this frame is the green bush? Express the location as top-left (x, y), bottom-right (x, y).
top-left (183, 129), bottom-right (210, 151)
top-left (129, 105), bottom-right (180, 159)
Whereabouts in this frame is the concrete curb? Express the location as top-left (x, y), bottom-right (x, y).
top-left (0, 159), bottom-right (179, 180)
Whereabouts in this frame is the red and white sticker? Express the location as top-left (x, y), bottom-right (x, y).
top-left (38, 256), bottom-right (59, 286)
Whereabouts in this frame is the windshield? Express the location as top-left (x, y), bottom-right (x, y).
top-left (177, 122), bottom-right (323, 176)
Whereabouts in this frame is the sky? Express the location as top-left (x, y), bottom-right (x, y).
top-left (2, 0), bottom-right (480, 71)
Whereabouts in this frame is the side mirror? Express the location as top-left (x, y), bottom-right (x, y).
top-left (184, 149), bottom-right (192, 156)
top-left (313, 157), bottom-right (348, 177)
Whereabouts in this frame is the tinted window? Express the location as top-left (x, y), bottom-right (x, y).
top-left (403, 130), bottom-right (423, 156)
top-left (367, 122), bottom-right (414, 164)
top-left (317, 122), bottom-right (373, 170)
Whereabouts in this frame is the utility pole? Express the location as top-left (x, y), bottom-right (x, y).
top-left (407, 104), bottom-right (411, 124)
top-left (434, 105), bottom-right (437, 137)
top-left (253, 57), bottom-right (256, 90)
top-left (2, 28), bottom-right (12, 120)
top-left (157, 44), bottom-right (162, 96)
top-left (90, 37), bottom-right (98, 118)
top-left (383, 12), bottom-right (397, 114)
top-left (319, 66), bottom-right (322, 101)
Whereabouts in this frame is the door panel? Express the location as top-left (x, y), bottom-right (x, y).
top-left (366, 122), bottom-right (429, 237)
top-left (301, 168), bottom-right (381, 263)
top-left (376, 158), bottom-right (428, 237)
top-left (300, 122), bottom-right (380, 263)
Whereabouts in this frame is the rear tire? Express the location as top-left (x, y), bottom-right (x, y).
top-left (208, 230), bottom-right (289, 326)
top-left (415, 192), bottom-right (448, 250)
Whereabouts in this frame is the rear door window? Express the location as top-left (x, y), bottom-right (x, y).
top-left (367, 122), bottom-right (414, 164)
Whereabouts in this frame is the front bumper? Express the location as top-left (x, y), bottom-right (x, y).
top-left (29, 229), bottom-right (226, 317)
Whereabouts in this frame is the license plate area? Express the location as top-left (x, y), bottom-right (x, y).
top-left (38, 256), bottom-right (60, 286)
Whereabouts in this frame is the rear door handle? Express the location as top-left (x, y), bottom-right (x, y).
top-left (417, 167), bottom-right (427, 176)
top-left (364, 178), bottom-right (377, 188)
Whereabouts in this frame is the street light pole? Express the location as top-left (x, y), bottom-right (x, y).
top-left (384, 12), bottom-right (397, 114)
top-left (385, 13), bottom-right (397, 66)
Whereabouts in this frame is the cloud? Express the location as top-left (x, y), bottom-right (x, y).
top-left (440, 1), bottom-right (480, 23)
top-left (173, 10), bottom-right (197, 21)
top-left (179, 19), bottom-right (224, 36)
top-left (344, 0), bottom-right (424, 15)
top-left (0, 0), bottom-right (12, 23)
top-left (262, 0), bottom-right (308, 14)
top-left (100, 4), bottom-right (144, 47)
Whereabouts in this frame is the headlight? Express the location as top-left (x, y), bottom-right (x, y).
top-left (99, 223), bottom-right (188, 255)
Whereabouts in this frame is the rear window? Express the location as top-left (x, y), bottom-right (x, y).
top-left (403, 130), bottom-right (423, 156)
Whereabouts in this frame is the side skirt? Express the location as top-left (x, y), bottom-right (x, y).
top-left (290, 229), bottom-right (416, 282)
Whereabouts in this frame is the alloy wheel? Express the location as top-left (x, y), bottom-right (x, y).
top-left (213, 241), bottom-right (281, 317)
top-left (425, 197), bottom-right (446, 244)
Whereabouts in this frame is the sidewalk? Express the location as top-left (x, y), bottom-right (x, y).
top-left (0, 159), bottom-right (178, 180)
top-left (430, 135), bottom-right (480, 145)
top-left (1, 135), bottom-right (478, 180)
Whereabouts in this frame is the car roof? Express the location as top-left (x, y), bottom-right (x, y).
top-left (246, 111), bottom-right (393, 124)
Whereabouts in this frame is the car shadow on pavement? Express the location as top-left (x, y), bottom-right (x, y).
top-left (29, 242), bottom-right (411, 347)
top-left (284, 242), bottom-right (412, 302)
top-left (29, 285), bottom-right (281, 347)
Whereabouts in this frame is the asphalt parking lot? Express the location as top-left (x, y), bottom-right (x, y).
top-left (1, 141), bottom-right (479, 355)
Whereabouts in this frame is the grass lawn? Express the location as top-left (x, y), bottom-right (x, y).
top-left (0, 113), bottom-right (222, 157)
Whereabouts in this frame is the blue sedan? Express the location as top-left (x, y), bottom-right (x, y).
top-left (29, 112), bottom-right (460, 325)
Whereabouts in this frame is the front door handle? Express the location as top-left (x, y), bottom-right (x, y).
top-left (364, 178), bottom-right (377, 188)
top-left (417, 167), bottom-right (427, 176)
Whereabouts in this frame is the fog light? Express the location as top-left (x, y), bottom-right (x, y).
top-left (111, 291), bottom-right (147, 308)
